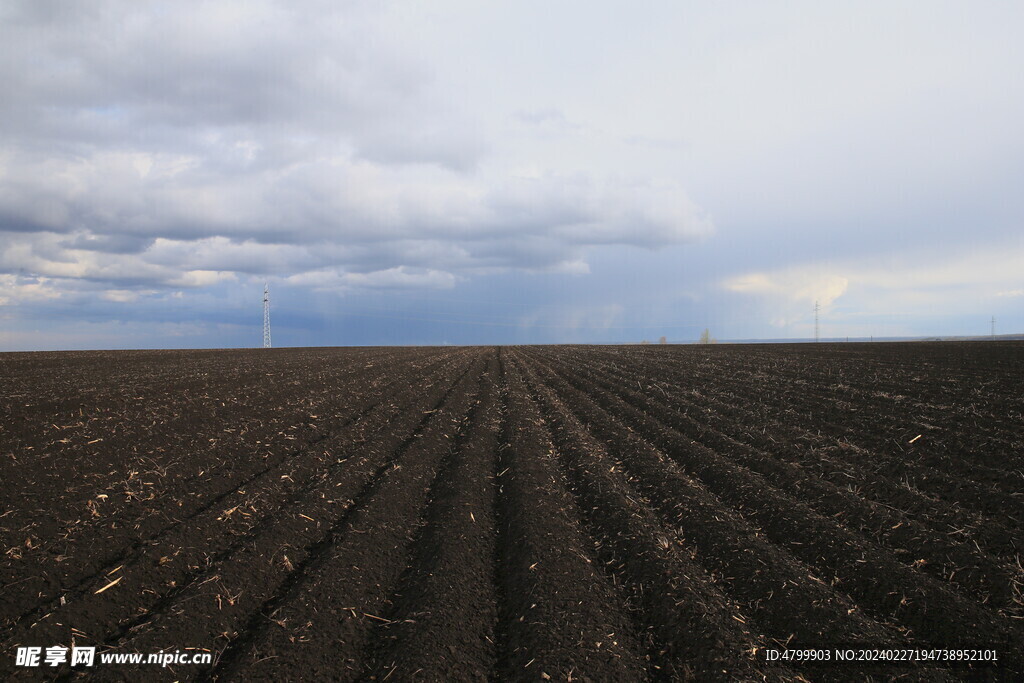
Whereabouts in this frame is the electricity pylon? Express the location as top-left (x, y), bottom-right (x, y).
top-left (263, 283), bottom-right (272, 349)
top-left (814, 300), bottom-right (820, 343)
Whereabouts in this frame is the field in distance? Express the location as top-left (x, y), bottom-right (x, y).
top-left (1, 342), bottom-right (1022, 680)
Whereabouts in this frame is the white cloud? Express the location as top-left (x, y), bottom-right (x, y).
top-left (287, 266), bottom-right (457, 292)
top-left (725, 270), bottom-right (849, 307)
top-left (168, 270), bottom-right (236, 288)
top-left (0, 275), bottom-right (66, 305)
top-left (102, 288), bottom-right (157, 303)
top-left (723, 240), bottom-right (1024, 333)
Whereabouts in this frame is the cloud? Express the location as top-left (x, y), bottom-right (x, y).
top-left (723, 265), bottom-right (853, 330)
top-left (722, 240), bottom-right (1024, 333)
top-left (287, 266), bottom-right (457, 292)
top-left (169, 270), bottom-right (237, 288)
top-left (0, 1), bottom-right (465, 161)
top-left (0, 275), bottom-right (64, 305)
top-left (0, 277), bottom-right (51, 306)
top-left (725, 270), bottom-right (849, 307)
top-left (0, 0), bottom-right (713, 302)
top-left (725, 240), bottom-right (1024, 311)
top-left (6, 1), bottom-right (1019, 348)
top-left (0, 153), bottom-right (711, 290)
top-left (102, 289), bottom-right (151, 303)
top-left (514, 108), bottom-right (584, 138)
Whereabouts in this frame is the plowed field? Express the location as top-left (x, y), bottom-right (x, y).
top-left (2, 343), bottom-right (1022, 681)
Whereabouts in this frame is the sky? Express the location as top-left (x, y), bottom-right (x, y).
top-left (1, 0), bottom-right (1022, 350)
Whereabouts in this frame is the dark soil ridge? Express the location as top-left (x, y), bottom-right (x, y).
top-left (529, 350), bottom-right (1023, 670)
top-left (0, 350), bottom-right (465, 635)
top-left (206, 352), bottom-right (491, 681)
top-left (491, 353), bottom-right (649, 681)
top-left (576, 345), bottom-right (1024, 501)
top-left (515, 353), bottom-right (968, 682)
top-left (361, 355), bottom-right (502, 681)
top-left (0, 347), bottom-right (423, 545)
top-left (2, 350), bottom-right (482, 680)
top-left (561, 345), bottom-right (1024, 495)
top-left (533, 348), bottom-right (1022, 615)
top-left (1, 343), bottom-right (1020, 681)
top-left (0, 348), bottom-right (442, 581)
top-left (514, 354), bottom-right (901, 640)
top-left (555, 346), bottom-right (1024, 566)
top-left (511, 351), bottom-right (790, 681)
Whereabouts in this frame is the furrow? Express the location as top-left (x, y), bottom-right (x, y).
top-left (518, 352), bottom-right (902, 645)
top-left (202, 351), bottom-right (488, 681)
top-left (512, 351), bottom-right (791, 682)
top-left (542, 350), bottom-right (1022, 615)
top-left (0, 350), bottom-right (462, 639)
top-left (490, 351), bottom-right (648, 681)
top-left (532, 349), bottom-right (1022, 673)
top-left (360, 350), bottom-right (501, 681)
top-left (0, 350), bottom-right (480, 681)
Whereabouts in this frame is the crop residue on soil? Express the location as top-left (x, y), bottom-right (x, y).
top-left (1, 342), bottom-right (1022, 680)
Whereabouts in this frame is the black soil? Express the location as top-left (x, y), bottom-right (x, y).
top-left (1, 342), bottom-right (1021, 680)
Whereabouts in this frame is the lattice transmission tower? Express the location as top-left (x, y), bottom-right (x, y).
top-left (814, 300), bottom-right (820, 343)
top-left (263, 283), bottom-right (272, 348)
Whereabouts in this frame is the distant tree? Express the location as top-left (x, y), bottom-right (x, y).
top-left (698, 328), bottom-right (716, 344)
top-left (659, 336), bottom-right (667, 344)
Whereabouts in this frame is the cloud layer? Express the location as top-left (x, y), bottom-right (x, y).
top-left (0, 0), bottom-right (711, 310)
top-left (1, 1), bottom-right (1022, 349)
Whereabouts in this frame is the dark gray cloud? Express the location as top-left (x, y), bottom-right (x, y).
top-left (0, 0), bottom-right (711, 305)
top-left (6, 1), bottom-right (1020, 350)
